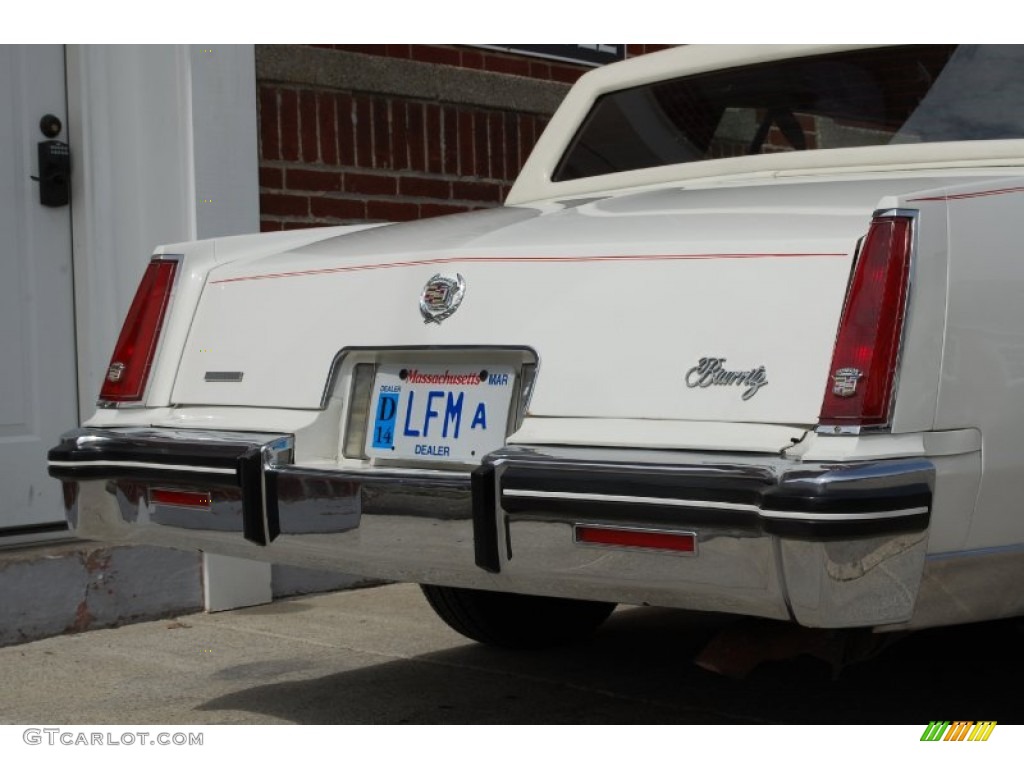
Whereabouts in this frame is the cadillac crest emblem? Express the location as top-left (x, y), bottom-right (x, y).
top-left (832, 367), bottom-right (863, 398)
top-left (419, 273), bottom-right (466, 324)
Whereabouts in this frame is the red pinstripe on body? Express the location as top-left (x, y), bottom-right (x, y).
top-left (908, 185), bottom-right (1024, 202)
top-left (209, 251), bottom-right (848, 285)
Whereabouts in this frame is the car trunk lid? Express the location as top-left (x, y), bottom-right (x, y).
top-left (169, 175), bottom-right (958, 427)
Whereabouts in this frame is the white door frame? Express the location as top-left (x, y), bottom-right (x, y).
top-left (65, 45), bottom-right (270, 609)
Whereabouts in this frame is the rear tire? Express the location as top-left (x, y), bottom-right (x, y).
top-left (420, 584), bottom-right (616, 649)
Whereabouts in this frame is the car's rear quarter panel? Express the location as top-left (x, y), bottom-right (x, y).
top-left (929, 181), bottom-right (1024, 550)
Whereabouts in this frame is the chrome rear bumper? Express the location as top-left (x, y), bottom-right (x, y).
top-left (50, 427), bottom-right (934, 628)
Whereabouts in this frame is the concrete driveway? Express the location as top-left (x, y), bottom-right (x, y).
top-left (1, 583), bottom-right (1022, 724)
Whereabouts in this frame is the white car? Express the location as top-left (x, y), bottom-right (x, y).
top-left (49, 44), bottom-right (1024, 648)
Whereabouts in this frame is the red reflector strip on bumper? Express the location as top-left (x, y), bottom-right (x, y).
top-left (574, 525), bottom-right (696, 554)
top-left (150, 488), bottom-right (212, 508)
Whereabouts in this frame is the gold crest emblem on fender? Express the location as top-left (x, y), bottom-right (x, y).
top-left (419, 273), bottom-right (466, 324)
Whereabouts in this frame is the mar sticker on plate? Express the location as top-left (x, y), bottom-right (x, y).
top-left (366, 364), bottom-right (516, 462)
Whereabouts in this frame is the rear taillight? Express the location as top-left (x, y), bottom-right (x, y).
top-left (98, 258), bottom-right (178, 404)
top-left (819, 215), bottom-right (913, 430)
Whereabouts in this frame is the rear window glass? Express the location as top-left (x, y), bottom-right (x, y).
top-left (554, 45), bottom-right (1024, 182)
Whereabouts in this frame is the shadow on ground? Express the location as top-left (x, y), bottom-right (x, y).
top-left (197, 607), bottom-right (1024, 724)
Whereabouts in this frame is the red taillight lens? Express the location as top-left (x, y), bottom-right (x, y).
top-left (98, 259), bottom-right (178, 403)
top-left (819, 216), bottom-right (912, 428)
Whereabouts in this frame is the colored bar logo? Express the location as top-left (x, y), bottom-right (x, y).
top-left (920, 721), bottom-right (997, 741)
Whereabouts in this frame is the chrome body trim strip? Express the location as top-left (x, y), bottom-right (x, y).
top-left (204, 371), bottom-right (245, 382)
top-left (502, 488), bottom-right (762, 513)
top-left (501, 489), bottom-right (929, 522)
top-left (48, 459), bottom-right (237, 475)
top-left (758, 506), bottom-right (929, 521)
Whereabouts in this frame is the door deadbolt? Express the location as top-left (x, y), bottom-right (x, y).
top-left (39, 114), bottom-right (62, 138)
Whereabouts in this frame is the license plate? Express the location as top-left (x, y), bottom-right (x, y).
top-left (365, 364), bottom-right (516, 463)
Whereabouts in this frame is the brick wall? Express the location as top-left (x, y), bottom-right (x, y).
top-left (258, 89), bottom-right (551, 229)
top-left (326, 44), bottom-right (591, 83)
top-left (257, 44), bottom-right (676, 232)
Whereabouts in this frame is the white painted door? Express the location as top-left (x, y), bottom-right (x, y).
top-left (0, 45), bottom-right (77, 534)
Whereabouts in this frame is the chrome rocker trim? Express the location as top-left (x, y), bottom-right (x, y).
top-left (50, 427), bottom-right (935, 629)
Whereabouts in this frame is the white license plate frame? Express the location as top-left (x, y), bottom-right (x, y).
top-left (364, 363), bottom-right (517, 463)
